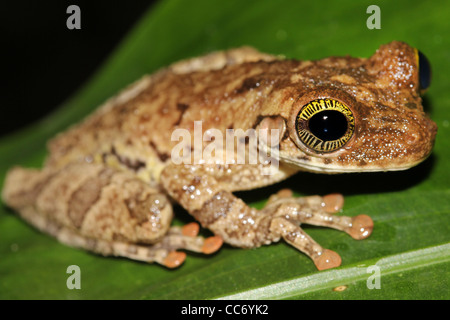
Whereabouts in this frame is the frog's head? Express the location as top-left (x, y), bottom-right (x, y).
top-left (267, 41), bottom-right (437, 173)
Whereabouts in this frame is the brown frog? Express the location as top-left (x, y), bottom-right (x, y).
top-left (2, 41), bottom-right (437, 270)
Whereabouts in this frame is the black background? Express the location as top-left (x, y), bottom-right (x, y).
top-left (1, 0), bottom-right (156, 137)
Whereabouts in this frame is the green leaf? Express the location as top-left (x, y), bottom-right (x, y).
top-left (1, 0), bottom-right (449, 299)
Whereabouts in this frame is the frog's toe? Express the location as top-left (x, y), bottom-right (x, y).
top-left (347, 214), bottom-right (374, 240)
top-left (313, 249), bottom-right (342, 271)
top-left (181, 222), bottom-right (200, 237)
top-left (163, 251), bottom-right (187, 268)
top-left (322, 193), bottom-right (344, 213)
top-left (267, 188), bottom-right (294, 204)
top-left (202, 236), bottom-right (223, 254)
top-left (271, 217), bottom-right (342, 270)
top-left (162, 227), bottom-right (223, 256)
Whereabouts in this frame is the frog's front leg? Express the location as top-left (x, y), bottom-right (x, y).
top-left (2, 163), bottom-right (221, 268)
top-left (161, 164), bottom-right (373, 270)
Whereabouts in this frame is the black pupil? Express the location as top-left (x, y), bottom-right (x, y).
top-left (418, 50), bottom-right (431, 90)
top-left (308, 110), bottom-right (348, 141)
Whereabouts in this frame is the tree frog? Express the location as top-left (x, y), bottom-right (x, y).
top-left (2, 41), bottom-right (437, 270)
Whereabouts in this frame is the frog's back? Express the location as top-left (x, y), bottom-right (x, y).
top-left (45, 50), bottom-right (296, 182)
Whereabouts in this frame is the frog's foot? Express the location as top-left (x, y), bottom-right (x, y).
top-left (270, 217), bottom-right (342, 270)
top-left (13, 210), bottom-right (221, 268)
top-left (164, 222), bottom-right (223, 255)
top-left (264, 193), bottom-right (372, 270)
top-left (265, 193), bottom-right (372, 240)
top-left (297, 200), bottom-right (373, 241)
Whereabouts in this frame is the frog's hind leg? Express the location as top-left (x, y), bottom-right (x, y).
top-left (2, 163), bottom-right (222, 268)
top-left (73, 222), bottom-right (222, 268)
top-left (13, 206), bottom-right (218, 268)
top-left (12, 204), bottom-right (183, 268)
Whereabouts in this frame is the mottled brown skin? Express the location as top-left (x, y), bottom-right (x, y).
top-left (2, 42), bottom-right (437, 270)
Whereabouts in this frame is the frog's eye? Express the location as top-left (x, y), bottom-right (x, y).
top-left (295, 98), bottom-right (355, 153)
top-left (415, 49), bottom-right (431, 93)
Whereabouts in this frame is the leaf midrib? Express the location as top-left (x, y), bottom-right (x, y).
top-left (216, 243), bottom-right (450, 299)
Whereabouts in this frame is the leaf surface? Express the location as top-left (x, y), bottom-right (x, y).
top-left (1, 0), bottom-right (449, 299)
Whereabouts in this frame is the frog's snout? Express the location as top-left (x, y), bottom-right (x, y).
top-left (406, 117), bottom-right (437, 145)
top-left (405, 115), bottom-right (437, 166)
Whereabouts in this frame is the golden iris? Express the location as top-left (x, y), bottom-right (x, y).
top-left (296, 98), bottom-right (355, 153)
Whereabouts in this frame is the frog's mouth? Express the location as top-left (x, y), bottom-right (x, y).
top-left (279, 154), bottom-right (431, 174)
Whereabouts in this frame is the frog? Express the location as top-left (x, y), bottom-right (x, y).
top-left (2, 41), bottom-right (437, 270)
